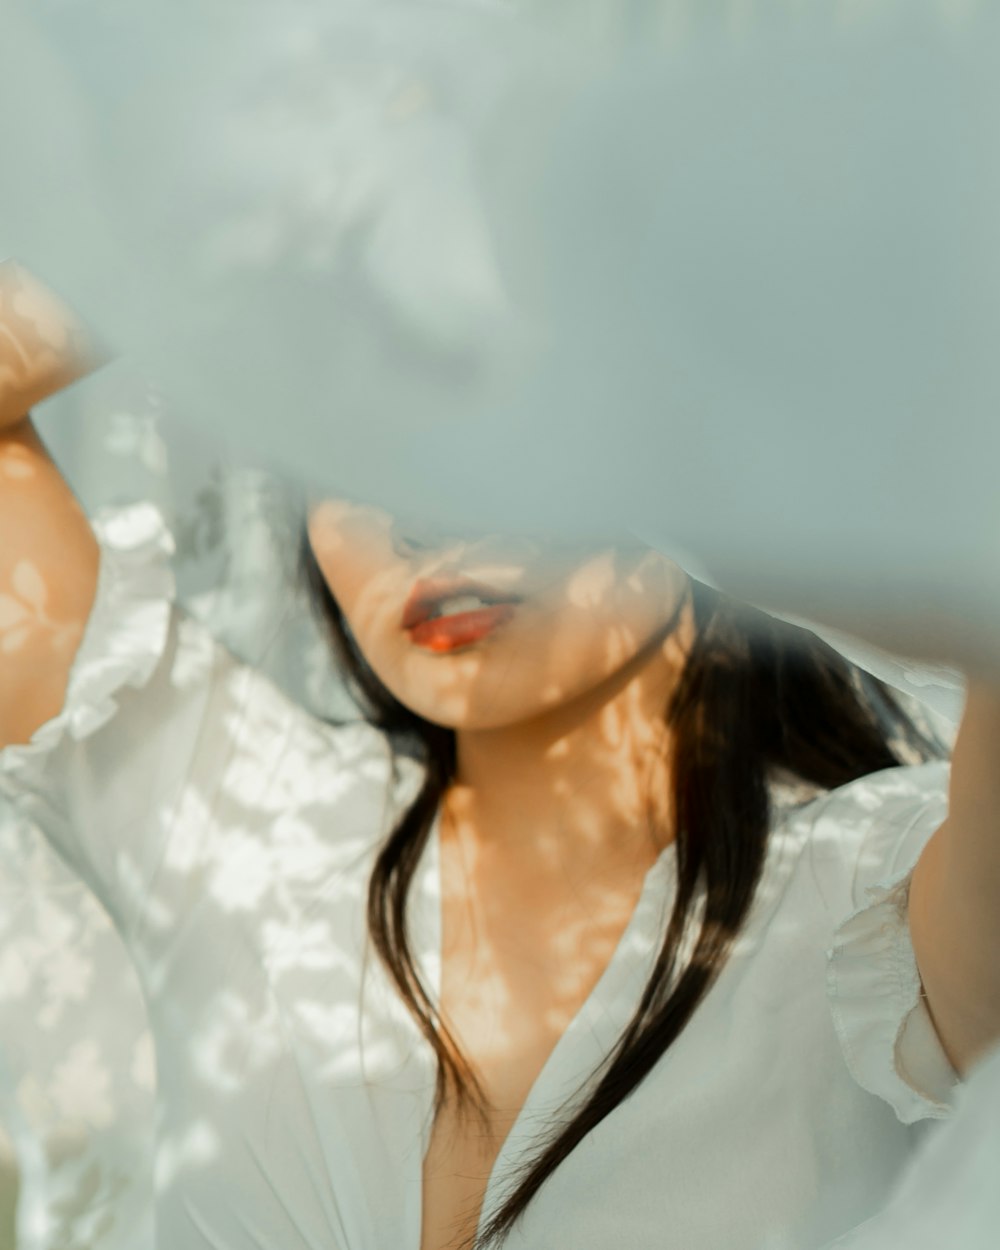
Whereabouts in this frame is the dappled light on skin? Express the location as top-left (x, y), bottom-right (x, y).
top-left (564, 552), bottom-right (616, 608)
top-left (0, 420), bottom-right (96, 751)
top-left (421, 774), bottom-right (670, 1250)
top-left (307, 498), bottom-right (692, 732)
top-left (424, 676), bottom-right (674, 1240)
top-left (437, 794), bottom-right (658, 1046)
top-left (309, 496), bottom-right (694, 1247)
top-left (0, 558), bottom-right (85, 659)
top-left (0, 442), bottom-right (37, 481)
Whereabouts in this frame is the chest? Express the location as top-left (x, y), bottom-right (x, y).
top-left (416, 936), bottom-right (911, 1250)
top-left (418, 866), bottom-right (650, 1250)
top-left (149, 818), bottom-right (920, 1250)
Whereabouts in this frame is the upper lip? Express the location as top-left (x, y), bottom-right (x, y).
top-left (402, 577), bottom-right (523, 630)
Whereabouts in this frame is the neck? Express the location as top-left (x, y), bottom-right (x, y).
top-left (444, 611), bottom-right (694, 877)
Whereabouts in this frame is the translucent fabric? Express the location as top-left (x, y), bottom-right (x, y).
top-left (1, 1), bottom-right (999, 640)
top-left (0, 1), bottom-right (997, 1246)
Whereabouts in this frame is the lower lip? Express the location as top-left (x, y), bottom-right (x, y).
top-left (406, 604), bottom-right (517, 653)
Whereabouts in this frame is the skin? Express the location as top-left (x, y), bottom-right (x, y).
top-left (0, 267), bottom-right (101, 747)
top-left (306, 497), bottom-right (694, 875)
top-left (308, 497), bottom-right (696, 1249)
top-left (309, 497), bottom-right (1000, 1249)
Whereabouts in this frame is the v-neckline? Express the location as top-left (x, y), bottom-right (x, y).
top-left (411, 817), bottom-right (678, 1247)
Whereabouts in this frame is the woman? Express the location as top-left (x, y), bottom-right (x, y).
top-left (3, 266), bottom-right (1000, 1250)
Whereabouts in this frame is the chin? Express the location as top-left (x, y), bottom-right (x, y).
top-left (391, 659), bottom-right (615, 734)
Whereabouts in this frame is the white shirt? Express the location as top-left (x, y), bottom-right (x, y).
top-left (0, 504), bottom-right (959, 1250)
top-left (0, 805), bottom-right (153, 1250)
top-left (826, 1042), bottom-right (1000, 1250)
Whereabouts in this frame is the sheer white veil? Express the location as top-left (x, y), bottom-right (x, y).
top-left (2, 1), bottom-right (998, 1246)
top-left (1, 0), bottom-right (990, 718)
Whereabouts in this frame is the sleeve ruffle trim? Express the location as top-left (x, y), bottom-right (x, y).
top-left (0, 502), bottom-right (176, 791)
top-left (827, 860), bottom-right (959, 1125)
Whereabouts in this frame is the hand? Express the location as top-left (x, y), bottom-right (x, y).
top-left (0, 262), bottom-right (104, 431)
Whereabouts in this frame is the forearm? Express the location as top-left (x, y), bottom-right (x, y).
top-left (0, 260), bottom-right (105, 744)
top-left (910, 680), bottom-right (1000, 1075)
top-left (0, 418), bottom-right (100, 749)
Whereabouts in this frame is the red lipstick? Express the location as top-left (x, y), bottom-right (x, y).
top-left (402, 577), bottom-right (522, 653)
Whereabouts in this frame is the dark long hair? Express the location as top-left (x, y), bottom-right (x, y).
top-left (299, 530), bottom-right (944, 1247)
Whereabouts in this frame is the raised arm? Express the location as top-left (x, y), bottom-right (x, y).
top-left (0, 264), bottom-right (102, 748)
top-left (909, 680), bottom-right (1000, 1076)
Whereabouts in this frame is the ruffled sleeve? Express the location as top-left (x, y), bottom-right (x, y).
top-left (824, 761), bottom-right (959, 1124)
top-left (0, 503), bottom-right (210, 928)
top-left (1, 502), bottom-right (175, 773)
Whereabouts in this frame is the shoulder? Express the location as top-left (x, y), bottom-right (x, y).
top-left (757, 763), bottom-right (959, 1122)
top-left (208, 650), bottom-right (399, 814)
top-left (1, 498), bottom-right (401, 836)
top-left (799, 761), bottom-right (950, 910)
top-left (811, 763), bottom-right (958, 1122)
top-left (748, 762), bottom-right (950, 938)
top-left (88, 499), bottom-right (397, 797)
